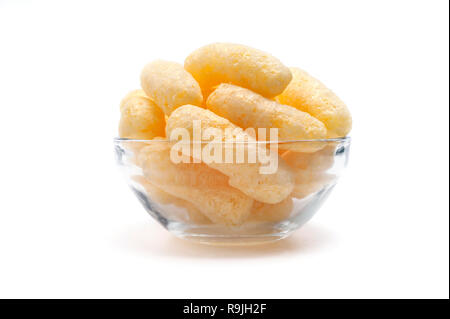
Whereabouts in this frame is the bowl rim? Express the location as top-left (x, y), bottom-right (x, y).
top-left (113, 136), bottom-right (351, 143)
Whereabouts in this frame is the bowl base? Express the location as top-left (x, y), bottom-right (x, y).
top-left (171, 232), bottom-right (290, 246)
top-left (167, 220), bottom-right (296, 246)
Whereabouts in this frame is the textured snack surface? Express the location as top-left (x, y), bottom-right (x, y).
top-left (281, 144), bottom-right (336, 172)
top-left (132, 175), bottom-right (211, 224)
top-left (206, 84), bottom-right (327, 150)
top-left (137, 143), bottom-right (253, 225)
top-left (119, 92), bottom-right (166, 140)
top-left (276, 67), bottom-right (352, 138)
top-left (290, 170), bottom-right (336, 199)
top-left (249, 197), bottom-right (293, 223)
top-left (119, 89), bottom-right (148, 111)
top-left (282, 144), bottom-right (337, 198)
top-left (166, 105), bottom-right (294, 204)
top-left (140, 60), bottom-right (203, 115)
top-left (184, 43), bottom-right (292, 98)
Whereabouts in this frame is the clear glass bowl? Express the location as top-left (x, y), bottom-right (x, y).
top-left (114, 138), bottom-right (350, 245)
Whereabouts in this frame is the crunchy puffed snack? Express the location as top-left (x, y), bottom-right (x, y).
top-left (119, 91), bottom-right (165, 139)
top-left (116, 42), bottom-right (352, 240)
top-left (281, 144), bottom-right (336, 172)
top-left (119, 89), bottom-right (148, 111)
top-left (206, 84), bottom-right (327, 151)
top-left (184, 43), bottom-right (292, 98)
top-left (248, 197), bottom-right (293, 223)
top-left (137, 142), bottom-right (253, 225)
top-left (132, 175), bottom-right (211, 224)
top-left (140, 60), bottom-right (203, 115)
top-left (290, 170), bottom-right (336, 199)
top-left (282, 145), bottom-right (337, 198)
top-left (166, 105), bottom-right (294, 204)
top-left (276, 67), bottom-right (352, 138)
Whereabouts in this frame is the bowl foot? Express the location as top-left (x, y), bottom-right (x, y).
top-left (171, 232), bottom-right (290, 246)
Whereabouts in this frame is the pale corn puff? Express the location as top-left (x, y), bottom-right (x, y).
top-left (291, 170), bottom-right (336, 199)
top-left (166, 105), bottom-right (294, 204)
top-left (119, 89), bottom-right (148, 112)
top-left (184, 43), bottom-right (292, 98)
top-left (132, 175), bottom-right (211, 224)
top-left (248, 197), bottom-right (293, 223)
top-left (140, 60), bottom-right (203, 115)
top-left (119, 92), bottom-right (166, 140)
top-left (206, 84), bottom-right (327, 151)
top-left (282, 145), bottom-right (337, 199)
top-left (281, 144), bottom-right (336, 172)
top-left (137, 142), bottom-right (253, 225)
top-left (276, 67), bottom-right (352, 138)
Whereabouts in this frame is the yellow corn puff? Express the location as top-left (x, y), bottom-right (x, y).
top-left (276, 67), bottom-right (352, 138)
top-left (248, 197), bottom-right (293, 223)
top-left (166, 105), bottom-right (294, 204)
top-left (291, 170), bottom-right (336, 199)
top-left (137, 143), bottom-right (253, 225)
top-left (119, 89), bottom-right (148, 112)
top-left (281, 144), bottom-right (336, 172)
top-left (184, 43), bottom-right (292, 98)
top-left (119, 91), bottom-right (166, 140)
top-left (140, 60), bottom-right (203, 115)
top-left (132, 175), bottom-right (211, 224)
top-left (206, 84), bottom-right (327, 151)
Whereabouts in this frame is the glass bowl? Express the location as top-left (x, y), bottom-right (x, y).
top-left (114, 137), bottom-right (350, 245)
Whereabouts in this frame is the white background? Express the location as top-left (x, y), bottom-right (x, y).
top-left (0, 0), bottom-right (448, 299)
